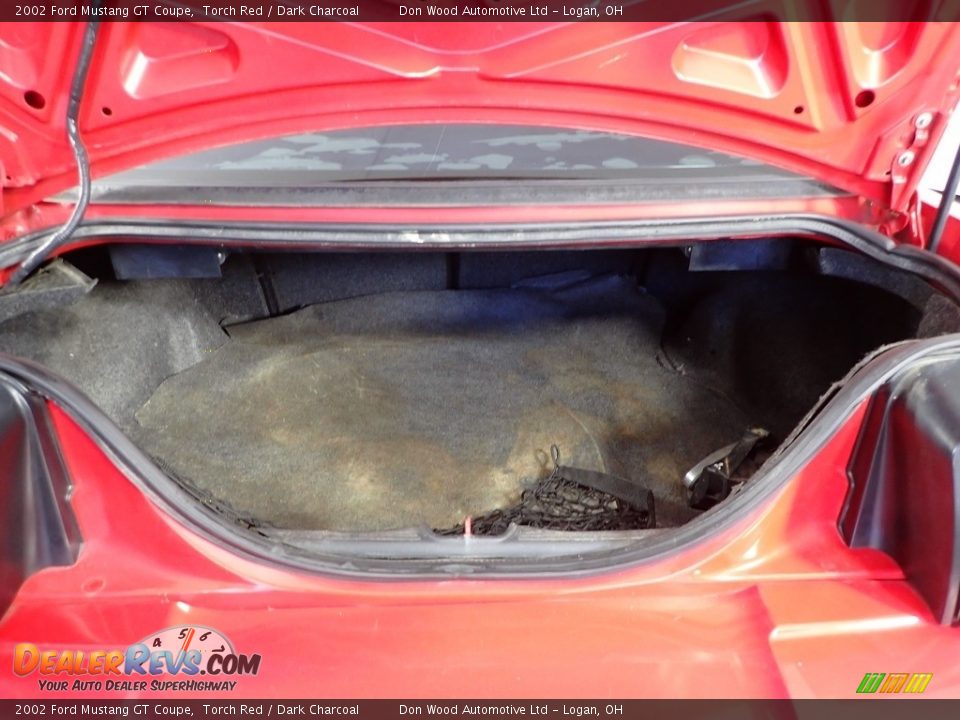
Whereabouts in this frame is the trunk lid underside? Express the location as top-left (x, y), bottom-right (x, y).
top-left (1, 20), bottom-right (959, 223)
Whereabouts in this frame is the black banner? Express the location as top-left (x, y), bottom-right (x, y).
top-left (6, 0), bottom-right (960, 22)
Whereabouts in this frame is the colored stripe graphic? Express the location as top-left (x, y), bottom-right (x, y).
top-left (857, 673), bottom-right (885, 694)
top-left (904, 673), bottom-right (934, 694)
top-left (857, 672), bottom-right (932, 694)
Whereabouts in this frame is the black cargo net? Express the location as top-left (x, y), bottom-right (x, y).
top-left (435, 447), bottom-right (655, 536)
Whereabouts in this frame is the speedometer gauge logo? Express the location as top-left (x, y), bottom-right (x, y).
top-left (140, 626), bottom-right (235, 663)
top-left (130, 625), bottom-right (259, 677)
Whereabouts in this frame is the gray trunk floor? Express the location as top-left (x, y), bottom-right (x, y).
top-left (133, 275), bottom-right (750, 531)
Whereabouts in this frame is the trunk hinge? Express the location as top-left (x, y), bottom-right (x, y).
top-left (886, 112), bottom-right (937, 228)
top-left (888, 192), bottom-right (925, 245)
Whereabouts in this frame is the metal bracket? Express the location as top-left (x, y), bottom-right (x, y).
top-left (683, 428), bottom-right (769, 510)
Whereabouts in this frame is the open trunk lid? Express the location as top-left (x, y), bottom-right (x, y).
top-left (0, 19), bottom-right (958, 226)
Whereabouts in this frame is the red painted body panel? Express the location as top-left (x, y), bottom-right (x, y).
top-left (2, 401), bottom-right (958, 699)
top-left (0, 21), bottom-right (958, 222)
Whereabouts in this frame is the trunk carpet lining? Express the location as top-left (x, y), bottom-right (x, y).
top-left (132, 274), bottom-right (750, 531)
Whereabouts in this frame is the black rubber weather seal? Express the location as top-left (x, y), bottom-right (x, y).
top-left (4, 214), bottom-right (960, 302)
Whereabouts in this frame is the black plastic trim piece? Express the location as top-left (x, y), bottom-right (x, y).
top-left (841, 354), bottom-right (960, 624)
top-left (0, 376), bottom-right (80, 619)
